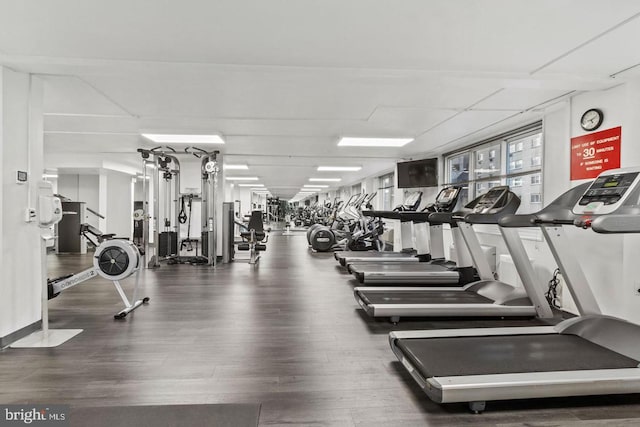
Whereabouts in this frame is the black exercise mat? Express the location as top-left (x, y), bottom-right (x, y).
top-left (70, 404), bottom-right (261, 427)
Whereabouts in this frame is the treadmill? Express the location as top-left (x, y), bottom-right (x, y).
top-left (349, 186), bottom-right (509, 286)
top-left (334, 191), bottom-right (428, 265)
top-left (389, 168), bottom-right (640, 412)
top-left (353, 186), bottom-right (552, 322)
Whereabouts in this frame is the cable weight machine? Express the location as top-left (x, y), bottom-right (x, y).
top-left (194, 147), bottom-right (220, 267)
top-left (137, 146), bottom-right (181, 268)
top-left (137, 146), bottom-right (220, 267)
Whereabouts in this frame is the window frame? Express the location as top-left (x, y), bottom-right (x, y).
top-left (443, 122), bottom-right (544, 213)
top-left (377, 171), bottom-right (395, 211)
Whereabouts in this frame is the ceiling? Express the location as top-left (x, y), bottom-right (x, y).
top-left (1, 0), bottom-right (640, 198)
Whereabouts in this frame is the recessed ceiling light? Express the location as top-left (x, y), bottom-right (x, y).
top-left (225, 177), bottom-right (259, 181)
top-left (317, 166), bottom-right (362, 171)
top-left (302, 188), bottom-right (322, 192)
top-left (238, 183), bottom-right (264, 187)
top-left (309, 178), bottom-right (341, 182)
top-left (141, 134), bottom-right (225, 144)
top-left (337, 137), bottom-right (413, 147)
top-left (304, 184), bottom-right (329, 188)
top-left (224, 164), bottom-right (248, 170)
top-left (42, 174), bottom-right (58, 179)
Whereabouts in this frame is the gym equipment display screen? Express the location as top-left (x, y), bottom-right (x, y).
top-left (397, 158), bottom-right (438, 188)
top-left (437, 187), bottom-right (459, 204)
top-left (579, 172), bottom-right (639, 206)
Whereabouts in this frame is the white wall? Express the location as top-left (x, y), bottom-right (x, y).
top-left (0, 68), bottom-right (45, 341)
top-left (57, 174), bottom-right (102, 229)
top-left (106, 171), bottom-right (133, 238)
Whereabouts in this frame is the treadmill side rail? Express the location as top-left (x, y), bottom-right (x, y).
top-left (365, 303), bottom-right (537, 318)
top-left (389, 326), bottom-right (558, 342)
top-left (428, 368), bottom-right (640, 403)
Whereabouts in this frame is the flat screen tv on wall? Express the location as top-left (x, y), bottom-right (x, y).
top-left (397, 158), bottom-right (438, 188)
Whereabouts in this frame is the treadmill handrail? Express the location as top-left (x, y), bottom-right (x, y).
top-left (497, 214), bottom-right (538, 228)
top-left (362, 210), bottom-right (402, 220)
top-left (591, 212), bottom-right (640, 234)
top-left (532, 218), bottom-right (575, 225)
top-left (498, 182), bottom-right (593, 228)
top-left (428, 212), bottom-right (454, 225)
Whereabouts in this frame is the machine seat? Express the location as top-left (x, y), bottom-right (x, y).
top-left (240, 211), bottom-right (267, 242)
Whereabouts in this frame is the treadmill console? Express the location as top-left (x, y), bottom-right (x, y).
top-left (434, 187), bottom-right (460, 210)
top-left (395, 191), bottom-right (423, 211)
top-left (470, 186), bottom-right (509, 214)
top-left (574, 169), bottom-right (640, 215)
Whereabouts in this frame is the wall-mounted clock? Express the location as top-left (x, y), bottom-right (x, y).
top-left (580, 108), bottom-right (604, 132)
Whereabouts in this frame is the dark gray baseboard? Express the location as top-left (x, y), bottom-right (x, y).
top-left (0, 320), bottom-right (42, 349)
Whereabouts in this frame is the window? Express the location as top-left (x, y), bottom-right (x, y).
top-left (351, 183), bottom-right (362, 195)
top-left (447, 153), bottom-right (470, 205)
top-left (444, 123), bottom-right (543, 213)
top-left (378, 172), bottom-right (394, 210)
top-left (509, 141), bottom-right (523, 154)
top-left (474, 143), bottom-right (501, 180)
top-left (531, 136), bottom-right (542, 148)
top-left (509, 159), bottom-right (523, 171)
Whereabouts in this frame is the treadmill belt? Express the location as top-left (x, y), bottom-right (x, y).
top-left (359, 290), bottom-right (492, 305)
top-left (352, 263), bottom-right (449, 273)
top-left (396, 334), bottom-right (640, 378)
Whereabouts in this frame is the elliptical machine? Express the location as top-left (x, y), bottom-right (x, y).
top-left (309, 193), bottom-right (383, 252)
top-left (306, 196), bottom-right (347, 245)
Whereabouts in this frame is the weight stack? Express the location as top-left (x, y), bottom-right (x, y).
top-left (159, 231), bottom-right (178, 257)
top-left (201, 231), bottom-right (208, 257)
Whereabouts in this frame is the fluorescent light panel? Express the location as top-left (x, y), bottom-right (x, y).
top-left (238, 183), bottom-right (264, 187)
top-left (141, 133), bottom-right (225, 144)
top-left (224, 164), bottom-right (248, 170)
top-left (309, 178), bottom-right (341, 182)
top-left (43, 174), bottom-right (58, 179)
top-left (303, 184), bottom-right (329, 188)
top-left (317, 166), bottom-right (362, 171)
top-left (225, 177), bottom-right (259, 181)
top-left (337, 137), bottom-right (413, 147)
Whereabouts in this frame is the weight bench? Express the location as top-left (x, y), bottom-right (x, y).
top-left (237, 210), bottom-right (268, 264)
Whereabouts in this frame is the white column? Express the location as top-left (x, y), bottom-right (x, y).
top-left (0, 68), bottom-right (45, 342)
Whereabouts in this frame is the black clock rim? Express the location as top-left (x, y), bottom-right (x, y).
top-left (581, 108), bottom-right (604, 131)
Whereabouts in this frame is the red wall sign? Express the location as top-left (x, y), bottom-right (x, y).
top-left (570, 126), bottom-right (621, 180)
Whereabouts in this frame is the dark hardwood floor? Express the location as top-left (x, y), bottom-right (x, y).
top-left (1, 231), bottom-right (639, 426)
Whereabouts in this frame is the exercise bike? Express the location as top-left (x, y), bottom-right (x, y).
top-left (47, 224), bottom-right (149, 319)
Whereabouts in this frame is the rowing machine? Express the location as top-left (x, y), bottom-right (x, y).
top-left (48, 239), bottom-right (149, 319)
